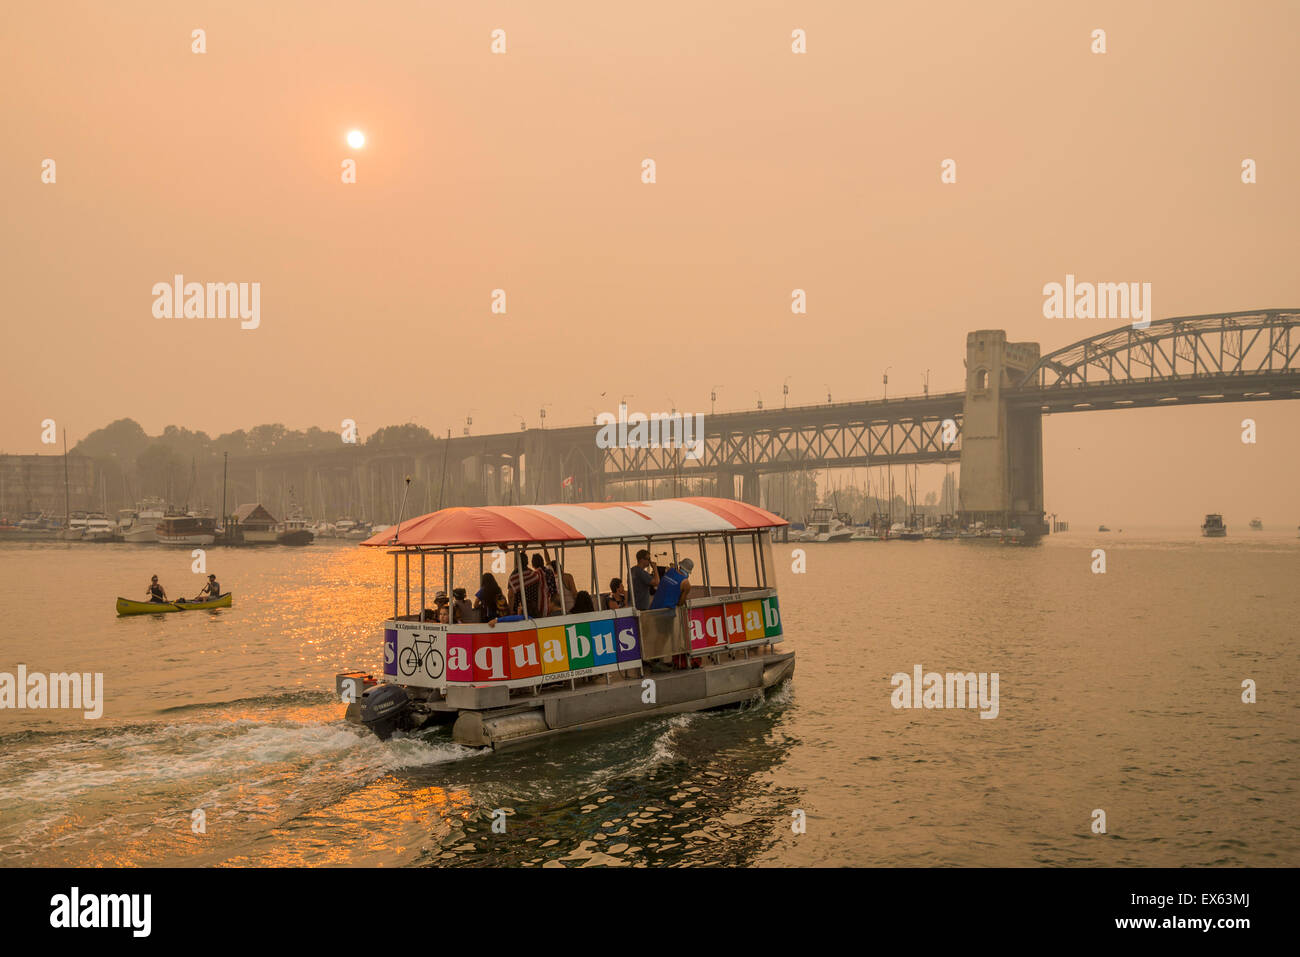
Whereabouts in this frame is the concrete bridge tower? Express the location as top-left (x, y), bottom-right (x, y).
top-left (958, 330), bottom-right (1048, 535)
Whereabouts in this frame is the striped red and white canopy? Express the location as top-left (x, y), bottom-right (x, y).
top-left (361, 497), bottom-right (786, 548)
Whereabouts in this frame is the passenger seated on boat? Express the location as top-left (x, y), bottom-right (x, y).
top-left (474, 573), bottom-right (508, 623)
top-left (546, 557), bottom-right (578, 614)
top-left (603, 578), bottom-right (628, 610)
top-left (425, 591), bottom-right (451, 623)
top-left (420, 607), bottom-right (438, 622)
top-left (451, 588), bottom-right (476, 623)
top-left (571, 591), bottom-right (595, 614)
top-left (147, 576), bottom-right (168, 603)
top-left (649, 558), bottom-right (693, 610)
top-left (630, 550), bottom-right (659, 610)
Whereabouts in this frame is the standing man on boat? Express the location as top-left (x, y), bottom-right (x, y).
top-left (630, 549), bottom-right (660, 610)
top-left (650, 558), bottom-right (693, 609)
top-left (193, 574), bottom-right (221, 603)
top-left (147, 575), bottom-right (168, 603)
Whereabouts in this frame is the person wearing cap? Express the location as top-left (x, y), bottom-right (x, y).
top-left (649, 557), bottom-right (693, 610)
top-left (433, 591), bottom-right (451, 623)
top-left (193, 573), bottom-right (221, 602)
top-left (146, 575), bottom-right (168, 604)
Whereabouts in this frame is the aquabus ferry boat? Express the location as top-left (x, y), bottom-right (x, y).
top-left (338, 497), bottom-right (794, 749)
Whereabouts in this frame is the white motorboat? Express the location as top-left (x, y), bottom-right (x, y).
top-left (83, 511), bottom-right (119, 542)
top-left (803, 505), bottom-right (855, 542)
top-left (118, 499), bottom-right (167, 543)
top-left (61, 510), bottom-right (87, 541)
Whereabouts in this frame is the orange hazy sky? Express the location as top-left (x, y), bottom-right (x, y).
top-left (2, 0), bottom-right (1297, 526)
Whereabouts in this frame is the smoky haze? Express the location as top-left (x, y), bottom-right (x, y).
top-left (1, 0), bottom-right (1297, 528)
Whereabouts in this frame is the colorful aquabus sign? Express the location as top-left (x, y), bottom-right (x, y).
top-left (382, 612), bottom-right (643, 691)
top-left (686, 594), bottom-right (782, 654)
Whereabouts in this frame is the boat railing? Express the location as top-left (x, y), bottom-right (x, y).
top-left (379, 588), bottom-right (783, 694)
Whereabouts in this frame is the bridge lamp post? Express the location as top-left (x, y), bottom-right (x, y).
top-left (539, 404), bottom-right (551, 429)
top-left (464, 410), bottom-right (475, 437)
top-left (883, 367), bottom-right (891, 400)
top-left (783, 376), bottom-right (791, 408)
top-left (923, 370), bottom-right (930, 397)
top-left (824, 383), bottom-right (832, 404)
top-left (710, 385), bottom-right (720, 415)
top-left (513, 412), bottom-right (527, 431)
top-left (755, 391), bottom-right (763, 410)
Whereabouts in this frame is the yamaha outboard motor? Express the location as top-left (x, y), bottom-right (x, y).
top-left (359, 684), bottom-right (411, 741)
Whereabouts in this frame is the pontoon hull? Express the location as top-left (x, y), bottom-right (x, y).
top-left (352, 650), bottom-right (795, 750)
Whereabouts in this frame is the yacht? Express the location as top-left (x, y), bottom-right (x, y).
top-left (1248, 517), bottom-right (1263, 530)
top-left (83, 511), bottom-right (119, 542)
top-left (62, 510), bottom-right (88, 541)
top-left (802, 505), bottom-right (855, 542)
top-left (118, 499), bottom-right (167, 543)
top-left (1201, 513), bottom-right (1227, 538)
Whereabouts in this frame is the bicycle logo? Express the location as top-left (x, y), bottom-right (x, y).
top-left (398, 632), bottom-right (444, 680)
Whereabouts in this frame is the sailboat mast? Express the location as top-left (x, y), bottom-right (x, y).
top-left (63, 427), bottom-right (70, 528)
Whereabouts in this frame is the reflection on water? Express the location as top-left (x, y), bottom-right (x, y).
top-left (0, 532), bottom-right (1296, 866)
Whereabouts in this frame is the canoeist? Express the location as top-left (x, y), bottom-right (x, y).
top-left (193, 574), bottom-right (221, 602)
top-left (630, 549), bottom-right (659, 609)
top-left (147, 576), bottom-right (168, 603)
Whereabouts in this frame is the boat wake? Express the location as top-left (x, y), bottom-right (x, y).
top-left (0, 709), bottom-right (476, 866)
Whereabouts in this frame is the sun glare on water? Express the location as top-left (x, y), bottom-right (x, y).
top-left (346, 130), bottom-right (365, 149)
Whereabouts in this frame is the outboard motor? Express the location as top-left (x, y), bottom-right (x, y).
top-left (359, 684), bottom-right (411, 741)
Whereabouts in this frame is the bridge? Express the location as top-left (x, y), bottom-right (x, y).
top-left (227, 309), bottom-right (1300, 534)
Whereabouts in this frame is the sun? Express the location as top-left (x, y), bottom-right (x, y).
top-left (346, 130), bottom-right (365, 149)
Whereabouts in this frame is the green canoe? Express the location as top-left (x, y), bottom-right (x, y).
top-left (116, 593), bottom-right (232, 616)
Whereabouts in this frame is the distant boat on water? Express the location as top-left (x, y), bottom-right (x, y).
top-left (156, 515), bottom-right (216, 545)
top-left (62, 510), bottom-right (88, 541)
top-left (82, 511), bottom-right (119, 542)
top-left (1098, 524), bottom-right (1110, 532)
top-left (118, 499), bottom-right (167, 543)
top-left (277, 515), bottom-right (316, 546)
top-left (1201, 513), bottom-right (1227, 537)
top-left (1248, 517), bottom-right (1263, 530)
